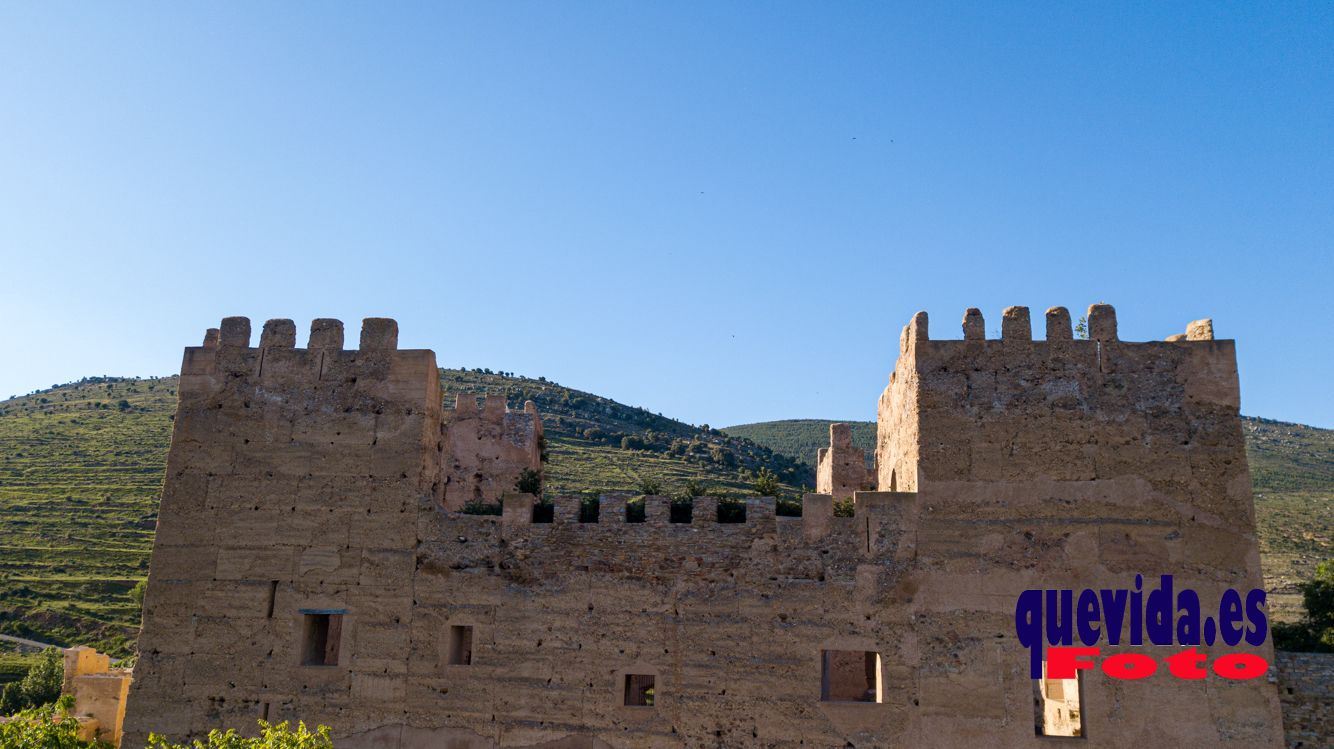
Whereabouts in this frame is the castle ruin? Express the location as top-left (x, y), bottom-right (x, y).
top-left (121, 305), bottom-right (1285, 747)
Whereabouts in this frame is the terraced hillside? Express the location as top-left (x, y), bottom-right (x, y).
top-left (1, 370), bottom-right (1326, 655)
top-left (724, 417), bottom-right (1334, 620)
top-left (0, 372), bottom-right (810, 655)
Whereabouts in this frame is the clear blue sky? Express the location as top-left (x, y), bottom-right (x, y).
top-left (1, 3), bottom-right (1331, 428)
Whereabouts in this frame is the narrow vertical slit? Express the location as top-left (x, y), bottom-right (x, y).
top-left (266, 581), bottom-right (277, 618)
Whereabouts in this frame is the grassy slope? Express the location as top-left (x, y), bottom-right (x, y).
top-left (0, 370), bottom-right (1325, 655)
top-left (724, 417), bottom-right (1334, 620)
top-left (0, 372), bottom-right (808, 654)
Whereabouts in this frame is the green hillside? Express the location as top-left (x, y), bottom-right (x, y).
top-left (0, 370), bottom-right (1327, 656)
top-left (724, 417), bottom-right (1334, 620)
top-left (723, 419), bottom-right (877, 467)
top-left (0, 372), bottom-right (810, 655)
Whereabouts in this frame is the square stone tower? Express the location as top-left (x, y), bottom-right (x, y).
top-left (123, 308), bottom-right (1284, 748)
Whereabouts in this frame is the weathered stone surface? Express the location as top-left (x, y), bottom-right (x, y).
top-left (360, 317), bottom-right (399, 350)
top-left (815, 423), bottom-right (874, 499)
top-left (1088, 303), bottom-right (1118, 341)
top-left (1045, 306), bottom-right (1072, 340)
top-left (962, 308), bottom-right (985, 340)
top-left (1001, 305), bottom-right (1031, 341)
top-left (62, 647), bottom-right (132, 746)
top-left (1187, 318), bottom-right (1215, 341)
top-left (308, 318), bottom-right (344, 349)
top-left (441, 392), bottom-right (543, 511)
top-left (260, 319), bottom-right (296, 349)
top-left (124, 311), bottom-right (1286, 748)
top-left (1276, 652), bottom-right (1334, 749)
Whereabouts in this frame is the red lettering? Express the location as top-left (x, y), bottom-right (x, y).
top-left (1045, 647), bottom-right (1101, 679)
top-left (1101, 653), bottom-right (1157, 679)
top-left (1211, 653), bottom-right (1268, 680)
top-left (1166, 647), bottom-right (1209, 679)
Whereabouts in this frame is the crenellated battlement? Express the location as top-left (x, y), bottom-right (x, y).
top-left (180, 316), bottom-right (431, 392)
top-left (193, 316), bottom-right (401, 353)
top-left (127, 310), bottom-right (1282, 749)
top-left (878, 302), bottom-right (1248, 522)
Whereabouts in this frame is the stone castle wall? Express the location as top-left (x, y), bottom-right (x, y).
top-left (815, 423), bottom-right (874, 499)
top-left (122, 309), bottom-right (1291, 748)
top-left (1275, 652), bottom-right (1334, 749)
top-left (441, 393), bottom-right (542, 511)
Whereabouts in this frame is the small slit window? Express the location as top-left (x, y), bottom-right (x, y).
top-left (624, 674), bottom-right (655, 707)
top-left (300, 611), bottom-right (343, 666)
top-left (1034, 664), bottom-right (1083, 737)
top-left (448, 625), bottom-right (474, 665)
top-left (820, 650), bottom-right (881, 703)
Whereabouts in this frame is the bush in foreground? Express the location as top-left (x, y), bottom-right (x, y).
top-left (147, 721), bottom-right (332, 749)
top-left (0, 695), bottom-right (104, 749)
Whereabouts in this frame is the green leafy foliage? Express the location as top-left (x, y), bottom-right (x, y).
top-left (1273, 559), bottom-right (1334, 652)
top-left (146, 721), bottom-right (332, 749)
top-left (0, 695), bottom-right (106, 748)
top-left (514, 468), bottom-right (542, 495)
top-left (0, 647), bottom-right (62, 716)
top-left (752, 467), bottom-right (780, 497)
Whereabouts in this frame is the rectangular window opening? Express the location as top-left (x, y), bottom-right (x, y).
top-left (1033, 664), bottom-right (1083, 738)
top-left (624, 673), bottom-right (655, 707)
top-left (301, 612), bottom-right (342, 666)
top-left (448, 625), bottom-right (474, 665)
top-left (820, 650), bottom-right (881, 703)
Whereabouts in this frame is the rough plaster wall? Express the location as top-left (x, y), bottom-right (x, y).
top-left (121, 318), bottom-right (444, 748)
top-left (123, 311), bottom-right (1289, 749)
top-left (441, 394), bottom-right (542, 511)
top-left (875, 316), bottom-right (924, 493)
top-left (892, 308), bottom-right (1282, 748)
top-left (816, 424), bottom-right (873, 499)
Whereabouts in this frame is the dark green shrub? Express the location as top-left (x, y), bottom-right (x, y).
top-left (753, 467), bottom-right (780, 497)
top-left (833, 498), bottom-right (855, 517)
top-left (515, 468), bottom-right (542, 495)
top-left (1274, 559), bottom-right (1334, 652)
top-left (461, 500), bottom-right (502, 516)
